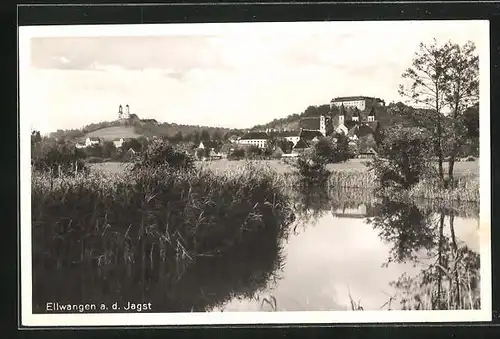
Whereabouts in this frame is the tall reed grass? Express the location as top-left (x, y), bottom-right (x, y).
top-left (31, 162), bottom-right (295, 311)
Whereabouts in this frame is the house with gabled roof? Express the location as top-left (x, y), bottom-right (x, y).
top-left (299, 115), bottom-right (327, 137)
top-left (198, 140), bottom-right (222, 156)
top-left (292, 138), bottom-right (311, 154)
top-left (299, 129), bottom-right (324, 143)
top-left (85, 137), bottom-right (101, 147)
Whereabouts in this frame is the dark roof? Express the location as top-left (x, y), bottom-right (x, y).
top-left (299, 117), bottom-right (321, 130)
top-left (359, 147), bottom-right (378, 155)
top-left (239, 131), bottom-right (269, 140)
top-left (88, 137), bottom-right (100, 141)
top-left (141, 119), bottom-right (158, 123)
top-left (345, 120), bottom-right (358, 130)
top-left (294, 138), bottom-right (310, 149)
top-left (278, 130), bottom-right (301, 137)
top-left (356, 124), bottom-right (377, 138)
top-left (347, 126), bottom-right (359, 137)
top-left (300, 130), bottom-right (324, 141)
top-left (331, 96), bottom-right (384, 103)
top-left (365, 121), bottom-right (379, 132)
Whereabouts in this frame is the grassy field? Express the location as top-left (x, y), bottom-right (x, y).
top-left (91, 158), bottom-right (479, 177)
top-left (84, 126), bottom-right (143, 141)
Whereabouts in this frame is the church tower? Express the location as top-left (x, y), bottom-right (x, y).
top-left (319, 115), bottom-right (326, 136)
top-left (339, 104), bottom-right (345, 125)
top-left (125, 104), bottom-right (130, 119)
top-left (118, 105), bottom-right (123, 119)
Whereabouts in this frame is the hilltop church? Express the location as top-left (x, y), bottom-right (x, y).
top-left (117, 104), bottom-right (158, 125)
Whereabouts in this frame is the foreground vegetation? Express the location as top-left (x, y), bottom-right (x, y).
top-left (32, 153), bottom-right (295, 311)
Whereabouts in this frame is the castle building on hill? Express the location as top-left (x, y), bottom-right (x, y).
top-left (330, 96), bottom-right (385, 111)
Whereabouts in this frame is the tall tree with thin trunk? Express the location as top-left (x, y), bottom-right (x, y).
top-left (398, 39), bottom-right (479, 187)
top-left (398, 39), bottom-right (454, 184)
top-left (443, 41), bottom-right (479, 184)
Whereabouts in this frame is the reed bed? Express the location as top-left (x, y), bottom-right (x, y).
top-left (409, 174), bottom-right (479, 203)
top-left (31, 162), bottom-right (295, 311)
top-left (327, 170), bottom-right (377, 189)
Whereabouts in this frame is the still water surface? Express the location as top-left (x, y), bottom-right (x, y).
top-left (211, 189), bottom-right (480, 312)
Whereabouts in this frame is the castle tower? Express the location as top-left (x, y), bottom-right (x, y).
top-left (118, 105), bottom-right (123, 119)
top-left (319, 115), bottom-right (326, 136)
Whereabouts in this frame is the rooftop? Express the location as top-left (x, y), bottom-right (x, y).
top-left (331, 96), bottom-right (384, 102)
top-left (239, 131), bottom-right (269, 140)
top-left (299, 116), bottom-right (321, 131)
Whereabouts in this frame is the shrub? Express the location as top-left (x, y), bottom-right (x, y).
top-left (369, 126), bottom-right (434, 190)
top-left (466, 156), bottom-right (476, 162)
top-left (293, 150), bottom-right (330, 184)
top-left (133, 139), bottom-right (194, 171)
top-left (228, 148), bottom-right (246, 160)
top-left (32, 142), bottom-right (89, 177)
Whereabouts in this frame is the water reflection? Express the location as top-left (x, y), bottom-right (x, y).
top-left (213, 188), bottom-right (480, 312)
top-left (371, 204), bottom-right (481, 310)
top-left (32, 208), bottom-right (289, 313)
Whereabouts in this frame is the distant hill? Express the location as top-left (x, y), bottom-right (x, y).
top-left (251, 104), bottom-right (331, 131)
top-left (49, 116), bottom-right (244, 143)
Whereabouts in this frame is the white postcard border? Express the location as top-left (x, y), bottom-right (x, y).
top-left (19, 20), bottom-right (492, 327)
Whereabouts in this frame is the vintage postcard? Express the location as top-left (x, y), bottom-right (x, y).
top-left (19, 20), bottom-right (491, 326)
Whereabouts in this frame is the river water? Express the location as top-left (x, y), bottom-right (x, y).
top-left (210, 189), bottom-right (480, 312)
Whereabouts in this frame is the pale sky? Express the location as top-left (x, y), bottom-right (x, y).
top-left (19, 21), bottom-right (488, 134)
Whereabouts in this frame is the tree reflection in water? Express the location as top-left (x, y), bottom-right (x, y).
top-left (368, 198), bottom-right (480, 310)
top-left (32, 207), bottom-right (291, 313)
top-left (289, 183), bottom-right (331, 230)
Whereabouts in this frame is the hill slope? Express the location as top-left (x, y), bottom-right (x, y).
top-left (83, 126), bottom-right (143, 141)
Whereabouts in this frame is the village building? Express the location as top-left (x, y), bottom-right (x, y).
top-left (292, 138), bottom-right (311, 154)
top-left (228, 135), bottom-right (240, 143)
top-left (140, 119), bottom-right (158, 125)
top-left (198, 140), bottom-right (221, 155)
top-left (277, 130), bottom-right (301, 146)
top-left (85, 137), bottom-right (101, 147)
top-left (298, 115), bottom-right (327, 137)
top-left (238, 131), bottom-right (269, 149)
top-left (113, 138), bottom-right (125, 148)
top-left (332, 104), bottom-right (380, 144)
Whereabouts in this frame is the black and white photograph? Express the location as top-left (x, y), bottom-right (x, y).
top-left (19, 20), bottom-right (491, 326)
